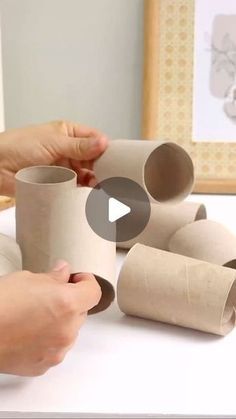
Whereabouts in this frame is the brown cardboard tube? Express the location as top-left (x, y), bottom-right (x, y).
top-left (16, 165), bottom-right (77, 272)
top-left (169, 219), bottom-right (236, 269)
top-left (94, 140), bottom-right (194, 203)
top-left (0, 234), bottom-right (22, 275)
top-left (15, 166), bottom-right (116, 313)
top-left (117, 244), bottom-right (236, 335)
top-left (73, 187), bottom-right (116, 314)
top-left (118, 201), bottom-right (207, 250)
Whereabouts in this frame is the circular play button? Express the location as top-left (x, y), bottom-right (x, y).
top-left (85, 177), bottom-right (151, 242)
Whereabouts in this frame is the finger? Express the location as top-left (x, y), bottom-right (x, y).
top-left (68, 273), bottom-right (102, 312)
top-left (55, 157), bottom-right (71, 168)
top-left (88, 176), bottom-right (98, 188)
top-left (70, 272), bottom-right (95, 284)
top-left (0, 172), bottom-right (15, 197)
top-left (64, 122), bottom-right (105, 139)
top-left (49, 313), bottom-right (87, 351)
top-left (49, 260), bottom-right (71, 283)
top-left (58, 135), bottom-right (108, 161)
top-left (54, 120), bottom-right (102, 138)
top-left (45, 317), bottom-right (86, 366)
top-left (70, 158), bottom-right (93, 171)
top-left (77, 168), bottom-right (96, 186)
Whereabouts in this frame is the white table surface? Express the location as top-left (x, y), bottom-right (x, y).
top-left (0, 195), bottom-right (236, 418)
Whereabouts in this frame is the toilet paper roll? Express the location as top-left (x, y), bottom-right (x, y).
top-left (16, 166), bottom-right (77, 272)
top-left (118, 201), bottom-right (206, 250)
top-left (117, 244), bottom-right (236, 335)
top-left (73, 187), bottom-right (116, 314)
top-left (94, 139), bottom-right (194, 203)
top-left (15, 166), bottom-right (116, 313)
top-left (0, 233), bottom-right (22, 275)
top-left (169, 219), bottom-right (236, 269)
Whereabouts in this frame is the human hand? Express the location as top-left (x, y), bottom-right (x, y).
top-left (0, 261), bottom-right (101, 376)
top-left (0, 121), bottom-right (108, 195)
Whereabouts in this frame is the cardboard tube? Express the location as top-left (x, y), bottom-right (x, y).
top-left (117, 244), bottom-right (236, 335)
top-left (118, 201), bottom-right (206, 250)
top-left (16, 165), bottom-right (77, 272)
top-left (169, 219), bottom-right (236, 269)
top-left (73, 187), bottom-right (116, 314)
top-left (0, 234), bottom-right (22, 275)
top-left (94, 139), bottom-right (194, 203)
top-left (15, 166), bottom-right (116, 313)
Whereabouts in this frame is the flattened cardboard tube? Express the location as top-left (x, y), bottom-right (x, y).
top-left (169, 219), bottom-right (236, 269)
top-left (94, 139), bottom-right (194, 203)
top-left (117, 244), bottom-right (236, 335)
top-left (15, 166), bottom-right (116, 313)
top-left (118, 201), bottom-right (207, 250)
top-left (0, 233), bottom-right (22, 275)
top-left (72, 187), bottom-right (116, 314)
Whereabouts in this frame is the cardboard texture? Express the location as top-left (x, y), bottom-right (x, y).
top-left (15, 166), bottom-right (116, 313)
top-left (73, 187), bottom-right (116, 314)
top-left (0, 233), bottom-right (22, 275)
top-left (118, 201), bottom-right (206, 250)
top-left (169, 219), bottom-right (236, 269)
top-left (94, 139), bottom-right (194, 203)
top-left (117, 244), bottom-right (236, 335)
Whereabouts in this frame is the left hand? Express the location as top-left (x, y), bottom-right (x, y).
top-left (0, 120), bottom-right (108, 196)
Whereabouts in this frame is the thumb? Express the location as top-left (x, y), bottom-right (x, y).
top-left (59, 135), bottom-right (108, 161)
top-left (49, 260), bottom-right (71, 283)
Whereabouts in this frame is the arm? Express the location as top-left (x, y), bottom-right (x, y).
top-left (0, 120), bottom-right (107, 375)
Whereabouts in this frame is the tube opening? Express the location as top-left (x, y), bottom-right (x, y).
top-left (15, 166), bottom-right (76, 185)
top-left (224, 259), bottom-right (236, 269)
top-left (195, 204), bottom-right (207, 221)
top-left (89, 276), bottom-right (115, 314)
top-left (144, 143), bottom-right (194, 202)
top-left (221, 281), bottom-right (236, 335)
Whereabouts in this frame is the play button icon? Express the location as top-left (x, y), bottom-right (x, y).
top-left (108, 198), bottom-right (131, 223)
top-left (86, 177), bottom-right (151, 242)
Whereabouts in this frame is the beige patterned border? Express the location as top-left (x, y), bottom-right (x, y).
top-left (143, 0), bottom-right (236, 193)
top-left (0, 196), bottom-right (14, 211)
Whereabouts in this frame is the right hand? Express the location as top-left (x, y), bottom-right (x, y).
top-left (0, 121), bottom-right (108, 196)
top-left (0, 261), bottom-right (101, 376)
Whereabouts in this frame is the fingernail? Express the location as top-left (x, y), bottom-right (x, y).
top-left (87, 137), bottom-right (100, 148)
top-left (52, 259), bottom-right (68, 272)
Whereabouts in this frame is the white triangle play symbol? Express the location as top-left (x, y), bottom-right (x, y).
top-left (108, 197), bottom-right (131, 223)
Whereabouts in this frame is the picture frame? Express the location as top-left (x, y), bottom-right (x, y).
top-left (142, 0), bottom-right (236, 193)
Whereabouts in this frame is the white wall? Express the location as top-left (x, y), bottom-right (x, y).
top-left (0, 0), bottom-right (144, 139)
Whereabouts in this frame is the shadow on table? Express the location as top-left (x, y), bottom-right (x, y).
top-left (0, 375), bottom-right (29, 391)
top-left (95, 303), bottom-right (222, 344)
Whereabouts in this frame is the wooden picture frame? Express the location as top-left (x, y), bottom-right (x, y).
top-left (142, 0), bottom-right (236, 193)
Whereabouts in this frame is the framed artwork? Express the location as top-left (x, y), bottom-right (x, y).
top-left (143, 0), bottom-right (236, 193)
